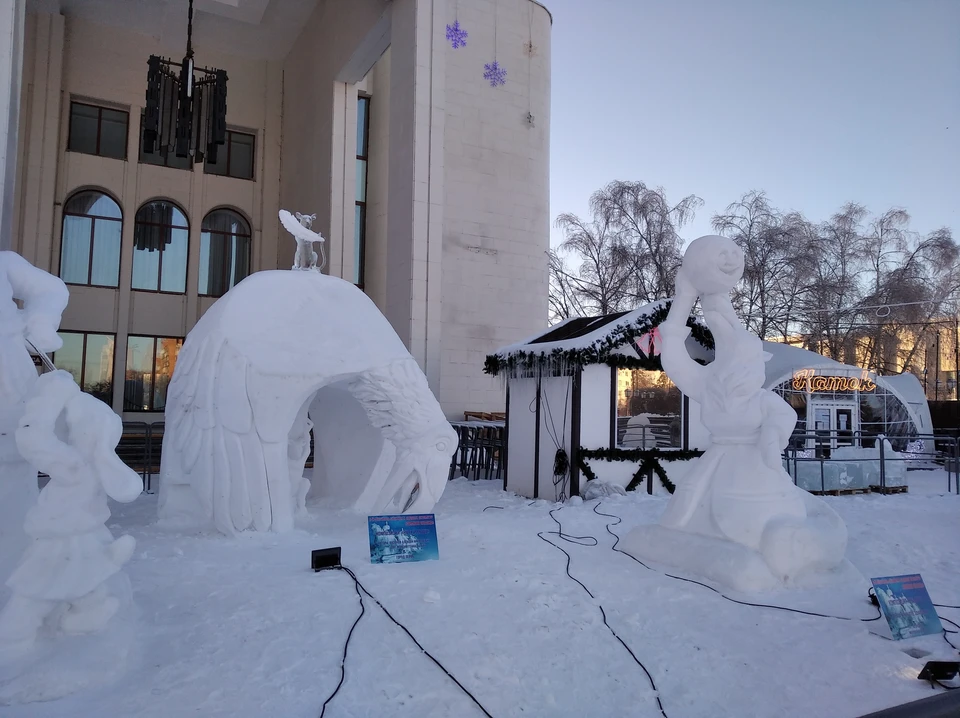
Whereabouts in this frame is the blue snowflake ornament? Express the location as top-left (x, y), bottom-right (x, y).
top-left (483, 60), bottom-right (507, 87)
top-left (445, 20), bottom-right (468, 49)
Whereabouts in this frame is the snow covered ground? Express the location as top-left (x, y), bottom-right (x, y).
top-left (5, 470), bottom-right (959, 718)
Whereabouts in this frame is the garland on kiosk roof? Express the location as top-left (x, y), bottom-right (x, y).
top-left (483, 302), bottom-right (715, 377)
top-left (578, 447), bottom-right (706, 495)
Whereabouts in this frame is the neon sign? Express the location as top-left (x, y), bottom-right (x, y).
top-left (791, 369), bottom-right (877, 393)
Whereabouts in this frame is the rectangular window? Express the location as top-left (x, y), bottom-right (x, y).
top-left (203, 130), bottom-right (255, 180)
top-left (615, 368), bottom-right (682, 448)
top-left (67, 101), bottom-right (128, 160)
top-left (354, 95), bottom-right (370, 287)
top-left (52, 331), bottom-right (116, 405)
top-left (138, 113), bottom-right (192, 170)
top-left (124, 336), bottom-right (183, 411)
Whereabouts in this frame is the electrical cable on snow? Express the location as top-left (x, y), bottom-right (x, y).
top-left (588, 503), bottom-right (885, 623)
top-left (537, 507), bottom-right (669, 718)
top-left (319, 570), bottom-right (365, 718)
top-left (318, 566), bottom-right (494, 718)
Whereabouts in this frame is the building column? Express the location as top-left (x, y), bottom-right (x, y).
top-left (15, 11), bottom-right (64, 269)
top-left (385, 0), bottom-right (445, 389)
top-left (0, 0), bottom-right (26, 251)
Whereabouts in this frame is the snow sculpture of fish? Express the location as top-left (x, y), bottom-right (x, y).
top-left (158, 270), bottom-right (458, 535)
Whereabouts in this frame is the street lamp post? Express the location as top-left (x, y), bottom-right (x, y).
top-left (935, 331), bottom-right (941, 402)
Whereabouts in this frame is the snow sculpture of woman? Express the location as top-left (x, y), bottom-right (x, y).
top-left (623, 236), bottom-right (849, 592)
top-left (0, 251), bottom-right (69, 583)
top-left (0, 371), bottom-right (142, 651)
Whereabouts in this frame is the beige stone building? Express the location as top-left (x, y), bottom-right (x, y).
top-left (2, 0), bottom-right (552, 421)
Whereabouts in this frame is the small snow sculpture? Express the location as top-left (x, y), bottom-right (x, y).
top-left (158, 270), bottom-right (458, 535)
top-left (582, 480), bottom-right (627, 501)
top-left (622, 236), bottom-right (851, 592)
top-left (0, 371), bottom-right (141, 652)
top-left (279, 209), bottom-right (325, 271)
top-left (0, 251), bottom-right (69, 583)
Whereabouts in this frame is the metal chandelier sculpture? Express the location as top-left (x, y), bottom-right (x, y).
top-left (142, 0), bottom-right (228, 163)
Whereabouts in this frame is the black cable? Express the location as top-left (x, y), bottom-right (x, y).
top-left (935, 604), bottom-right (960, 610)
top-left (590, 503), bottom-right (884, 623)
top-left (537, 508), bottom-right (668, 718)
top-left (319, 571), bottom-right (365, 718)
top-left (543, 507), bottom-right (598, 547)
top-left (318, 566), bottom-right (494, 718)
top-left (939, 615), bottom-right (960, 652)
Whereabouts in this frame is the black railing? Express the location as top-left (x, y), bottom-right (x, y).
top-left (113, 421), bottom-right (504, 494)
top-left (448, 421), bottom-right (505, 482)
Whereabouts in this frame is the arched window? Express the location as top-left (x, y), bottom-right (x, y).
top-left (59, 190), bottom-right (122, 287)
top-left (199, 209), bottom-right (251, 297)
top-left (132, 200), bottom-right (189, 293)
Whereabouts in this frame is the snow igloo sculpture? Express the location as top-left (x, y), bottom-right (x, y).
top-left (158, 270), bottom-right (458, 535)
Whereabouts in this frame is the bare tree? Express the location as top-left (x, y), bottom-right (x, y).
top-left (547, 249), bottom-right (589, 324)
top-left (589, 181), bottom-right (703, 304)
top-left (550, 212), bottom-right (634, 318)
top-left (796, 203), bottom-right (869, 363)
top-left (711, 191), bottom-right (814, 339)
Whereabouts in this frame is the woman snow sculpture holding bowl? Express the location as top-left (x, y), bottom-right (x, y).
top-left (625, 236), bottom-right (849, 592)
top-left (0, 371), bottom-right (141, 652)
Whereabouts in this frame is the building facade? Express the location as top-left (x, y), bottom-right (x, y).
top-left (5, 0), bottom-right (551, 421)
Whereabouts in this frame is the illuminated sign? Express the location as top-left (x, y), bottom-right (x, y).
top-left (791, 369), bottom-right (877, 393)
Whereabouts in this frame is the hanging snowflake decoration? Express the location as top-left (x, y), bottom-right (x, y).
top-left (445, 20), bottom-right (468, 49)
top-left (483, 60), bottom-right (507, 87)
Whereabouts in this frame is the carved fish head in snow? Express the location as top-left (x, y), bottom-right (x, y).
top-left (382, 421), bottom-right (459, 513)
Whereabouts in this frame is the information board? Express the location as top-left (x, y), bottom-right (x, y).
top-left (870, 574), bottom-right (943, 640)
top-left (368, 514), bottom-right (439, 564)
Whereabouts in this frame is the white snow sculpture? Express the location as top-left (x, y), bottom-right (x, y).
top-left (158, 269), bottom-right (459, 535)
top-left (0, 371), bottom-right (141, 652)
top-left (621, 236), bottom-right (851, 592)
top-left (581, 480), bottom-right (627, 501)
top-left (279, 210), bottom-right (325, 271)
top-left (0, 251), bottom-right (69, 584)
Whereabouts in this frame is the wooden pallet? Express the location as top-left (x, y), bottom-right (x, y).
top-left (811, 487), bottom-right (872, 496)
top-left (871, 485), bottom-right (909, 495)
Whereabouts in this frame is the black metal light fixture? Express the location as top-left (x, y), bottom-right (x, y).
top-left (142, 0), bottom-right (228, 163)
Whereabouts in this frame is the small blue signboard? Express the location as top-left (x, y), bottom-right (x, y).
top-left (870, 574), bottom-right (943, 640)
top-left (368, 514), bottom-right (439, 564)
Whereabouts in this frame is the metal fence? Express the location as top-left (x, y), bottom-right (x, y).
top-left (116, 423), bottom-right (956, 496)
top-left (116, 421), bottom-right (164, 492)
top-left (448, 421), bottom-right (505, 482)
top-left (118, 420), bottom-right (503, 491)
top-left (782, 431), bottom-right (959, 495)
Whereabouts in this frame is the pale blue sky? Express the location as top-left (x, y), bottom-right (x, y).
top-left (547, 0), bottom-right (960, 247)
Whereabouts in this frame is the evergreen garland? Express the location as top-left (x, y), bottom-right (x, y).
top-left (578, 447), bottom-right (705, 495)
top-left (484, 301), bottom-right (715, 377)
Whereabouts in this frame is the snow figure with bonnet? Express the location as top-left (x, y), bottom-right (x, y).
top-left (622, 235), bottom-right (852, 592)
top-left (0, 251), bottom-right (69, 584)
top-left (0, 371), bottom-right (142, 653)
